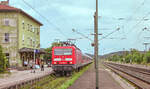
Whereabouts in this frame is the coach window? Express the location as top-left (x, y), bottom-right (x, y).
top-left (54, 49), bottom-right (72, 55)
top-left (64, 49), bottom-right (72, 55)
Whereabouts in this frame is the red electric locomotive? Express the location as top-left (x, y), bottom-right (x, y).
top-left (52, 44), bottom-right (92, 76)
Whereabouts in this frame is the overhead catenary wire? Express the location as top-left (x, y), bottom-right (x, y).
top-left (99, 28), bottom-right (120, 41)
top-left (72, 29), bottom-right (93, 42)
top-left (116, 0), bottom-right (150, 50)
top-left (127, 12), bottom-right (150, 34)
top-left (99, 0), bottom-right (147, 53)
top-left (126, 0), bottom-right (149, 34)
top-left (128, 0), bottom-right (146, 21)
top-left (115, 0), bottom-right (147, 37)
top-left (22, 0), bottom-right (68, 38)
top-left (131, 29), bottom-right (144, 47)
top-left (131, 26), bottom-right (150, 49)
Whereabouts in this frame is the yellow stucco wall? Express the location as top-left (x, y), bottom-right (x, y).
top-left (0, 11), bottom-right (42, 66)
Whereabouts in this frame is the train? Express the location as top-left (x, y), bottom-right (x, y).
top-left (52, 44), bottom-right (93, 76)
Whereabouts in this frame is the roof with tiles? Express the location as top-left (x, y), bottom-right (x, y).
top-left (0, 5), bottom-right (19, 11)
top-left (0, 4), bottom-right (43, 26)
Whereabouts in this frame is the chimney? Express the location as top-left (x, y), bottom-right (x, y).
top-left (0, 0), bottom-right (9, 5)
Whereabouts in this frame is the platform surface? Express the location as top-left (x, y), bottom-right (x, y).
top-left (0, 67), bottom-right (53, 89)
top-left (68, 64), bottom-right (124, 89)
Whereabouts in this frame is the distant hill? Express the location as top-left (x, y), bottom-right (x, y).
top-left (100, 51), bottom-right (145, 59)
top-left (85, 53), bottom-right (101, 59)
top-left (85, 53), bottom-right (94, 58)
top-left (85, 51), bottom-right (145, 60)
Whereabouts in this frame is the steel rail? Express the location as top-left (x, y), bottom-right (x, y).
top-left (103, 62), bottom-right (150, 89)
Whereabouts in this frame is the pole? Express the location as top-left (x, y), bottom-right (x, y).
top-left (94, 0), bottom-right (99, 89)
top-left (33, 28), bottom-right (36, 73)
top-left (145, 44), bottom-right (147, 52)
top-left (143, 43), bottom-right (150, 52)
top-left (94, 13), bottom-right (96, 69)
top-left (34, 49), bottom-right (35, 63)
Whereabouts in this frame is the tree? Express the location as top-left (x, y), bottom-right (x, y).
top-left (125, 54), bottom-right (132, 63)
top-left (143, 51), bottom-right (150, 64)
top-left (43, 42), bottom-right (62, 63)
top-left (129, 49), bottom-right (142, 64)
top-left (0, 45), bottom-right (8, 73)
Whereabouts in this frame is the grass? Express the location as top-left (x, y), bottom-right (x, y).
top-left (58, 65), bottom-right (91, 89)
top-left (21, 64), bottom-right (92, 89)
top-left (0, 71), bottom-right (11, 78)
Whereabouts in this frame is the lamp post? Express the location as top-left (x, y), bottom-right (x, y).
top-left (34, 48), bottom-right (35, 68)
top-left (33, 27), bottom-right (39, 73)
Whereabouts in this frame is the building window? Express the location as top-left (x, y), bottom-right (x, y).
top-left (22, 21), bottom-right (25, 29)
top-left (22, 34), bottom-right (24, 45)
top-left (32, 26), bottom-right (34, 32)
top-left (5, 53), bottom-right (9, 60)
top-left (37, 28), bottom-right (39, 35)
top-left (30, 38), bottom-right (32, 46)
top-left (30, 25), bottom-right (32, 32)
top-left (27, 37), bottom-right (30, 46)
top-left (22, 34), bottom-right (24, 41)
top-left (33, 40), bottom-right (35, 47)
top-left (4, 19), bottom-right (9, 26)
top-left (5, 33), bottom-right (9, 42)
top-left (28, 24), bottom-right (30, 31)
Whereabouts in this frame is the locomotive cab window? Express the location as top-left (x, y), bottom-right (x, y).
top-left (54, 49), bottom-right (72, 55)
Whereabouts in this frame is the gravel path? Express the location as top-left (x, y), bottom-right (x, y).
top-left (68, 64), bottom-right (124, 89)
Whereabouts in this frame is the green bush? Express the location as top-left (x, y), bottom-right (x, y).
top-left (107, 49), bottom-right (150, 64)
top-left (143, 51), bottom-right (150, 63)
top-left (125, 54), bottom-right (132, 63)
top-left (0, 45), bottom-right (8, 73)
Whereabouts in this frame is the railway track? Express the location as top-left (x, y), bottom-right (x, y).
top-left (103, 62), bottom-right (150, 89)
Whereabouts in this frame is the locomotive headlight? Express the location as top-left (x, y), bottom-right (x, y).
top-left (54, 58), bottom-right (61, 61)
top-left (65, 58), bottom-right (72, 61)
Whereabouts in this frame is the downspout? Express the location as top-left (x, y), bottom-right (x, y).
top-left (17, 11), bottom-right (20, 66)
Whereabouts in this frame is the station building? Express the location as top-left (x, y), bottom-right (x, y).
top-left (0, 0), bottom-right (44, 67)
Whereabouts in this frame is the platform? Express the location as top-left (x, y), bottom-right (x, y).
top-left (0, 67), bottom-right (53, 89)
top-left (68, 64), bottom-right (124, 89)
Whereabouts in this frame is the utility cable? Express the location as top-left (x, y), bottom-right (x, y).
top-left (22, 0), bottom-right (68, 38)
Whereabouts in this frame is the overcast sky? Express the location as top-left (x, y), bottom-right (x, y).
top-left (4, 0), bottom-right (150, 54)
